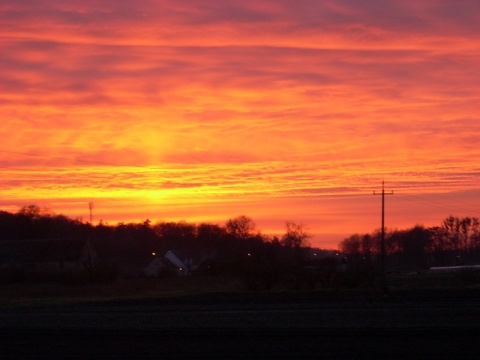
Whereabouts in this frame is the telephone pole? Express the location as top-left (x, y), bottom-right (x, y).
top-left (373, 181), bottom-right (393, 282)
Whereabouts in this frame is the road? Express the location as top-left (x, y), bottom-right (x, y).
top-left (1, 292), bottom-right (479, 359)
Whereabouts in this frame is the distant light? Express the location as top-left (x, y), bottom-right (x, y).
top-left (152, 252), bottom-right (156, 256)
top-left (313, 253), bottom-right (317, 256)
top-left (247, 253), bottom-right (251, 256)
top-left (179, 267), bottom-right (183, 271)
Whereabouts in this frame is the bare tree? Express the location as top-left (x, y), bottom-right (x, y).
top-left (443, 216), bottom-right (461, 253)
top-left (471, 218), bottom-right (480, 252)
top-left (225, 215), bottom-right (256, 240)
top-left (281, 221), bottom-right (311, 248)
top-left (17, 204), bottom-right (53, 219)
top-left (339, 234), bottom-right (362, 256)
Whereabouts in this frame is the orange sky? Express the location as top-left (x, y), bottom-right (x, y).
top-left (1, 0), bottom-right (479, 248)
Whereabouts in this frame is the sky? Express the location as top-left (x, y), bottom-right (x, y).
top-left (1, 0), bottom-right (479, 248)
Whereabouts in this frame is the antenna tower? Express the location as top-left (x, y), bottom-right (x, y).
top-left (89, 202), bottom-right (94, 224)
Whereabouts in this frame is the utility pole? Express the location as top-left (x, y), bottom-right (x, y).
top-left (87, 201), bottom-right (94, 282)
top-left (373, 181), bottom-right (393, 285)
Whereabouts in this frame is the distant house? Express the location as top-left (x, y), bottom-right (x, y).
top-left (143, 256), bottom-right (167, 277)
top-left (0, 238), bottom-right (98, 271)
top-left (143, 250), bottom-right (193, 277)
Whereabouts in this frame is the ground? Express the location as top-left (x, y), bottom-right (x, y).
top-left (1, 278), bottom-right (480, 358)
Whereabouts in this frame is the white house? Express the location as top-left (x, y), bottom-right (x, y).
top-left (143, 250), bottom-right (193, 277)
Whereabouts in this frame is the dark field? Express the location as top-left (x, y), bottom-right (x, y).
top-left (1, 278), bottom-right (480, 359)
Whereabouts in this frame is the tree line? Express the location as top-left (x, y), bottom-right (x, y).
top-left (339, 215), bottom-right (480, 270)
top-left (0, 205), bottom-right (320, 288)
top-left (0, 205), bottom-right (311, 253)
top-left (2, 205), bottom-right (478, 287)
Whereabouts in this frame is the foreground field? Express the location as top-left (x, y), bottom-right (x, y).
top-left (1, 276), bottom-right (480, 359)
top-left (1, 270), bottom-right (478, 307)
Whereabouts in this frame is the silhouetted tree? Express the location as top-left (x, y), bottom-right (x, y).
top-left (443, 216), bottom-right (461, 255)
top-left (153, 221), bottom-right (196, 252)
top-left (437, 216), bottom-right (480, 265)
top-left (194, 223), bottom-right (227, 257)
top-left (281, 221), bottom-right (311, 249)
top-left (225, 215), bottom-right (256, 240)
top-left (389, 226), bottom-right (430, 270)
top-left (17, 204), bottom-right (53, 219)
top-left (0, 211), bottom-right (17, 240)
top-left (339, 234), bottom-right (362, 258)
top-left (339, 233), bottom-right (375, 261)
